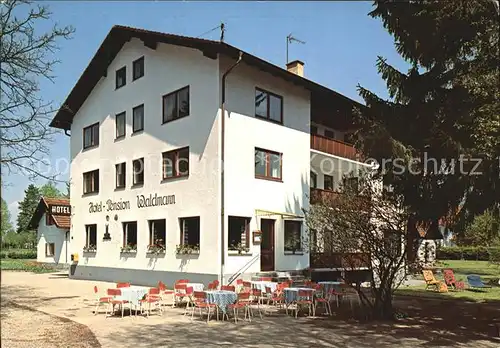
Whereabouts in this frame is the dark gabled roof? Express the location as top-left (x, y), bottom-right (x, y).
top-left (28, 197), bottom-right (71, 230)
top-left (50, 25), bottom-right (363, 130)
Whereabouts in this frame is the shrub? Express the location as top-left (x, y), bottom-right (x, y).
top-left (437, 246), bottom-right (500, 261)
top-left (0, 249), bottom-right (37, 259)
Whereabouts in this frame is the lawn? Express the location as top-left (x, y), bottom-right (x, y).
top-left (397, 259), bottom-right (500, 302)
top-left (0, 259), bottom-right (57, 273)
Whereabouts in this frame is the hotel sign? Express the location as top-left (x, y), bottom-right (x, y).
top-left (48, 204), bottom-right (71, 216)
top-left (89, 193), bottom-right (176, 213)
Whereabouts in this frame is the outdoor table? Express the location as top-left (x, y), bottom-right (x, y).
top-left (205, 290), bottom-right (237, 314)
top-left (283, 287), bottom-right (316, 304)
top-left (250, 280), bottom-right (278, 293)
top-left (186, 282), bottom-right (204, 292)
top-left (116, 286), bottom-right (149, 307)
top-left (318, 281), bottom-right (343, 294)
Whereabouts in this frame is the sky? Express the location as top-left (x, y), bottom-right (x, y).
top-left (2, 0), bottom-right (409, 226)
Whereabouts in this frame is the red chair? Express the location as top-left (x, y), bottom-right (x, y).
top-left (191, 291), bottom-right (217, 322)
top-left (93, 286), bottom-right (112, 316)
top-left (207, 281), bottom-right (217, 290)
top-left (228, 292), bottom-right (251, 323)
top-left (174, 283), bottom-right (187, 307)
top-left (314, 284), bottom-right (331, 316)
top-left (183, 286), bottom-right (194, 315)
top-left (221, 285), bottom-right (235, 292)
top-left (176, 279), bottom-right (189, 284)
top-left (260, 277), bottom-right (273, 281)
top-left (107, 288), bottom-right (129, 318)
top-left (236, 279), bottom-right (243, 285)
top-left (293, 289), bottom-right (314, 318)
top-left (266, 286), bottom-right (284, 311)
top-left (443, 269), bottom-right (465, 291)
top-left (116, 282), bottom-right (131, 288)
top-left (139, 288), bottom-right (162, 317)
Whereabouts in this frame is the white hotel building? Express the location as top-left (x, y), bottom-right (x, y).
top-left (50, 26), bottom-right (370, 286)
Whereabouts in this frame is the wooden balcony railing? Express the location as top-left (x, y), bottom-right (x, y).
top-left (310, 134), bottom-right (360, 161)
top-left (310, 252), bottom-right (371, 269)
top-left (310, 188), bottom-right (340, 205)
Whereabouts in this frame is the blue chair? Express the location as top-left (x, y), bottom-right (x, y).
top-left (466, 275), bottom-right (491, 289)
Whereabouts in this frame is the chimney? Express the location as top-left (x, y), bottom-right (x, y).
top-left (286, 60), bottom-right (304, 77)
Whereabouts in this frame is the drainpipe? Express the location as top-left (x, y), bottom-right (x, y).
top-left (220, 51), bottom-right (243, 285)
top-left (65, 231), bottom-right (70, 264)
top-left (64, 129), bottom-right (71, 137)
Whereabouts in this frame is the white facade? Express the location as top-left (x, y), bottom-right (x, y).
top-left (36, 213), bottom-right (70, 265)
top-left (64, 34), bottom-right (364, 286)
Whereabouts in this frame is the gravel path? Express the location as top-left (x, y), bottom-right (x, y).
top-left (1, 299), bottom-right (100, 348)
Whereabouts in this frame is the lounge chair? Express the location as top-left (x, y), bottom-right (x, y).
top-left (422, 270), bottom-right (444, 291)
top-left (466, 275), bottom-right (491, 289)
top-left (443, 269), bottom-right (465, 291)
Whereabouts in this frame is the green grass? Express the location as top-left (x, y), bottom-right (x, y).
top-left (0, 259), bottom-right (57, 273)
top-left (397, 259), bottom-right (500, 302)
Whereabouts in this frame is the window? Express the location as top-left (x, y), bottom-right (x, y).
top-left (255, 88), bottom-right (283, 123)
top-left (149, 219), bottom-right (166, 246)
top-left (83, 123), bottom-right (99, 149)
top-left (255, 148), bottom-right (282, 180)
top-left (45, 214), bottom-right (55, 226)
top-left (162, 86), bottom-right (190, 123)
top-left (310, 125), bottom-right (318, 135)
top-left (122, 221), bottom-right (138, 248)
top-left (162, 147), bottom-right (189, 179)
top-left (85, 224), bottom-right (97, 248)
top-left (180, 217), bottom-right (200, 247)
top-left (116, 162), bottom-right (126, 189)
top-left (343, 177), bottom-right (359, 193)
top-left (116, 66), bottom-right (126, 89)
top-left (284, 220), bottom-right (302, 252)
top-left (83, 170), bottom-right (99, 194)
top-left (132, 158), bottom-right (144, 186)
top-left (324, 129), bottom-right (334, 139)
top-left (324, 175), bottom-right (334, 191)
top-left (133, 104), bottom-right (144, 133)
top-left (45, 243), bottom-right (55, 257)
top-left (228, 216), bottom-right (250, 250)
top-left (115, 112), bottom-right (126, 139)
top-left (310, 171), bottom-right (317, 189)
top-left (132, 56), bottom-right (144, 80)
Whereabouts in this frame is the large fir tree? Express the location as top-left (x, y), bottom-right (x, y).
top-left (16, 184), bottom-right (41, 233)
top-left (356, 0), bottom-right (499, 231)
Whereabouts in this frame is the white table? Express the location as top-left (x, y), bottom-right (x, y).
top-left (186, 282), bottom-right (204, 292)
top-left (117, 286), bottom-right (149, 306)
top-left (251, 280), bottom-right (278, 293)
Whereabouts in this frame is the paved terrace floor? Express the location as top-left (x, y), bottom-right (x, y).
top-left (1, 271), bottom-right (499, 348)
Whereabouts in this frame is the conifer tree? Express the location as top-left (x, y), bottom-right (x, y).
top-left (16, 184), bottom-right (41, 233)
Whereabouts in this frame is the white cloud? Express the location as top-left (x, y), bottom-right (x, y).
top-left (8, 200), bottom-right (19, 226)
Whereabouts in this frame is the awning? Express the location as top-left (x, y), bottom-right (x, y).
top-left (254, 209), bottom-right (303, 219)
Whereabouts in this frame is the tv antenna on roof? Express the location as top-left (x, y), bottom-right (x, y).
top-left (196, 22), bottom-right (226, 42)
top-left (286, 33), bottom-right (305, 64)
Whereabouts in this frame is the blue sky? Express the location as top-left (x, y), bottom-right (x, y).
top-left (3, 1), bottom-right (407, 225)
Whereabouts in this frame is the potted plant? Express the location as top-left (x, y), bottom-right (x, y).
top-left (231, 242), bottom-right (250, 255)
top-left (284, 235), bottom-right (301, 254)
top-left (83, 244), bottom-right (97, 253)
top-left (120, 243), bottom-right (137, 253)
top-left (147, 239), bottom-right (165, 254)
top-left (176, 244), bottom-right (200, 255)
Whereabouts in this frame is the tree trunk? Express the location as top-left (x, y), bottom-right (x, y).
top-left (371, 292), bottom-right (395, 321)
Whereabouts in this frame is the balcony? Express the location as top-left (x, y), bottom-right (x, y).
top-left (310, 188), bottom-right (340, 205)
top-left (310, 252), bottom-right (371, 269)
top-left (310, 134), bottom-right (360, 161)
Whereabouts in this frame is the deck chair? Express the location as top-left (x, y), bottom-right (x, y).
top-left (443, 269), bottom-right (465, 291)
top-left (467, 275), bottom-right (491, 289)
top-left (422, 270), bottom-right (447, 292)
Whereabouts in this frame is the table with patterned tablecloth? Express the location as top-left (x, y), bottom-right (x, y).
top-left (283, 288), bottom-right (315, 304)
top-left (205, 290), bottom-right (237, 314)
top-left (116, 286), bottom-right (150, 307)
top-left (186, 283), bottom-right (204, 292)
top-left (250, 281), bottom-right (278, 293)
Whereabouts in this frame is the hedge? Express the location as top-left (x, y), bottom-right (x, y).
top-left (437, 246), bottom-right (500, 261)
top-left (0, 249), bottom-right (37, 260)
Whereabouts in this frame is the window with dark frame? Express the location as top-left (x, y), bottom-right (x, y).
top-left (132, 104), bottom-right (144, 133)
top-left (132, 57), bottom-right (144, 80)
top-left (116, 66), bottom-right (126, 89)
top-left (180, 217), bottom-right (200, 247)
top-left (255, 88), bottom-right (283, 123)
top-left (284, 220), bottom-right (302, 252)
top-left (83, 170), bottom-right (99, 194)
top-left (162, 86), bottom-right (190, 123)
top-left (85, 224), bottom-right (97, 248)
top-left (162, 147), bottom-right (189, 179)
top-left (45, 214), bottom-right (55, 226)
top-left (83, 123), bottom-right (99, 149)
top-left (324, 129), bottom-right (335, 139)
top-left (116, 162), bottom-right (126, 189)
top-left (324, 174), bottom-right (334, 191)
top-left (149, 219), bottom-right (166, 247)
top-left (228, 216), bottom-right (250, 250)
top-left (132, 158), bottom-right (144, 186)
top-left (122, 221), bottom-right (138, 248)
top-left (115, 112), bottom-right (126, 138)
top-left (45, 243), bottom-right (55, 257)
top-left (254, 148), bottom-right (282, 180)
top-left (310, 171), bottom-right (317, 189)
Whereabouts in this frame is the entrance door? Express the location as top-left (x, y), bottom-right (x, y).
top-left (260, 219), bottom-right (275, 271)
